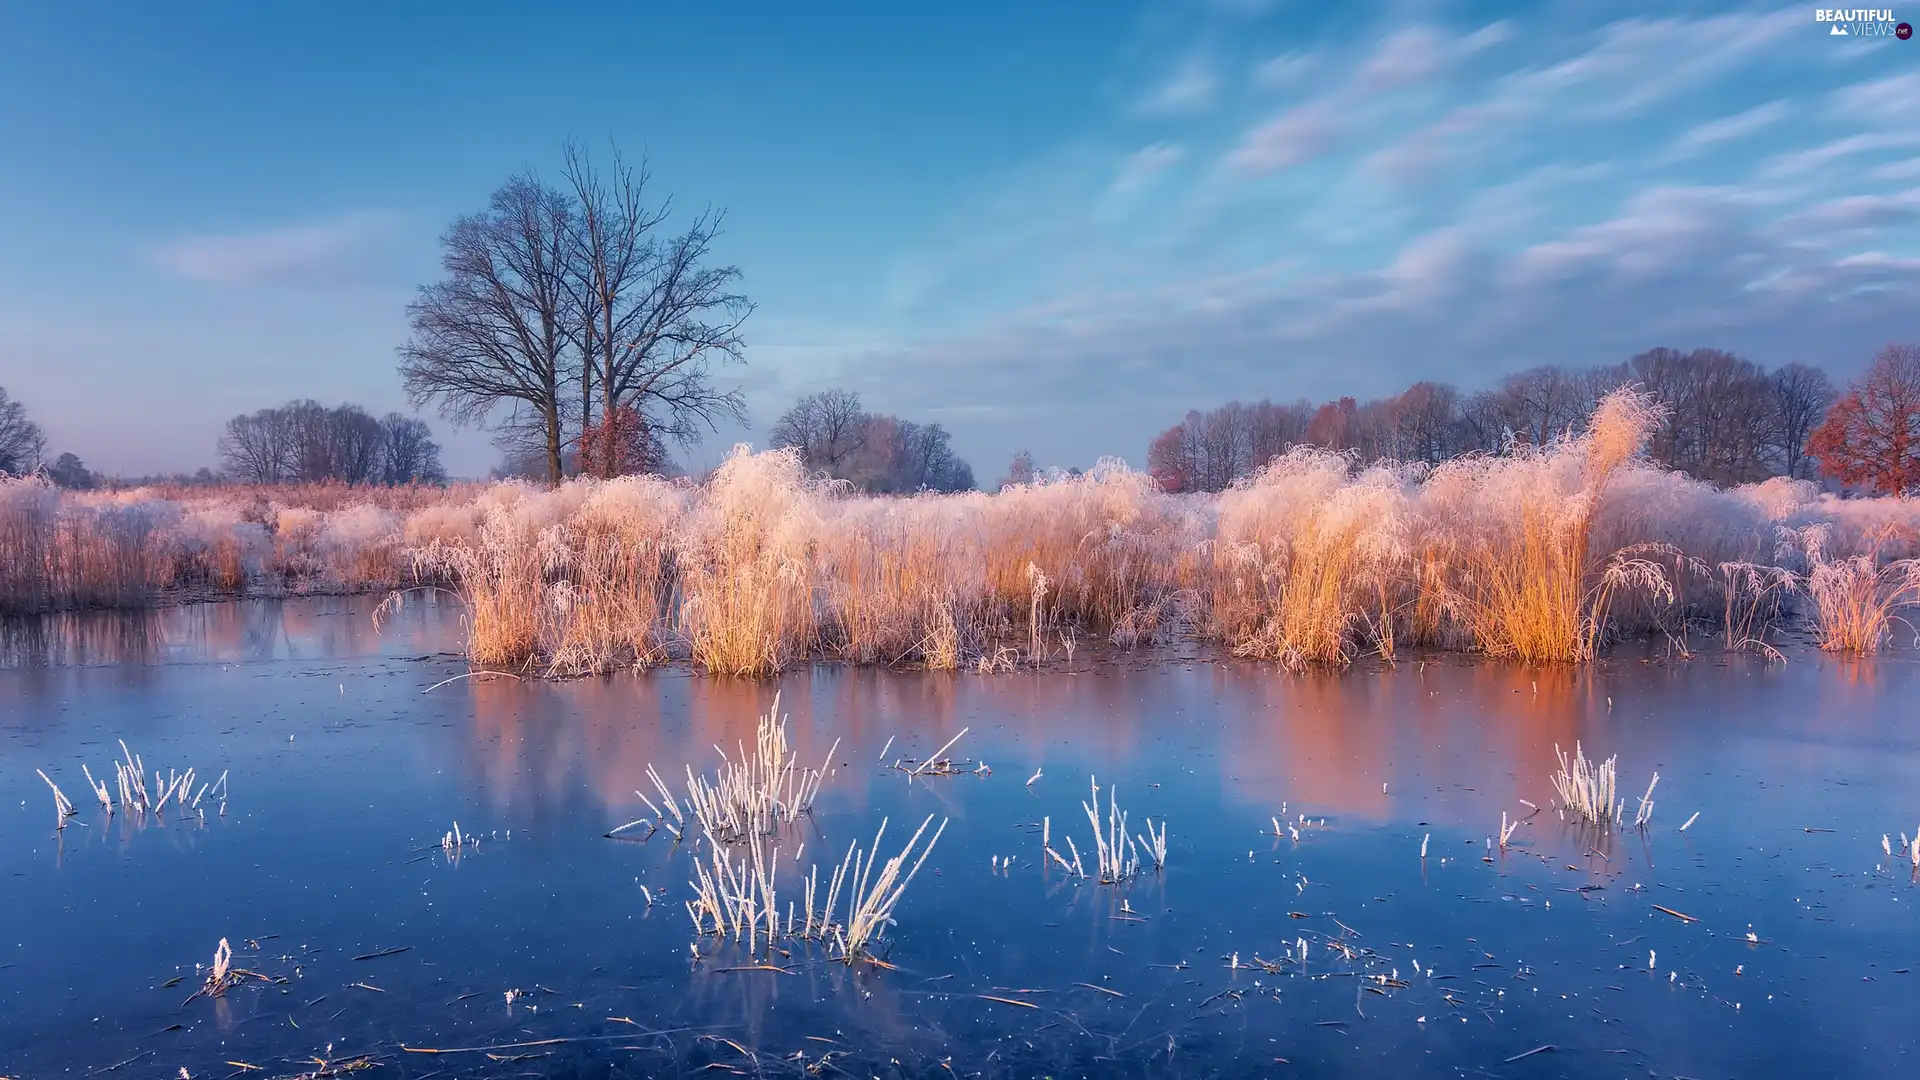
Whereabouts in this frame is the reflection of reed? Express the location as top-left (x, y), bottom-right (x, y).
top-left (446, 665), bottom-right (1171, 819)
top-left (1213, 661), bottom-right (1590, 823)
top-left (0, 593), bottom-right (464, 672)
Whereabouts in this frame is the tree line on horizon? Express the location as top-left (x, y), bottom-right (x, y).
top-left (766, 389), bottom-right (975, 494)
top-left (216, 400), bottom-right (445, 486)
top-left (1145, 344), bottom-right (1920, 496)
top-left (1, 385), bottom-right (97, 489)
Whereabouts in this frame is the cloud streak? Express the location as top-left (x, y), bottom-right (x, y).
top-left (153, 213), bottom-right (398, 287)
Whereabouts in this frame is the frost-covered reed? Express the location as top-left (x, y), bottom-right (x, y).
top-left (36, 740), bottom-right (227, 828)
top-left (1550, 743), bottom-right (1660, 830)
top-left (1793, 525), bottom-right (1920, 653)
top-left (1550, 743), bottom-right (1621, 826)
top-left (640, 693), bottom-right (837, 844)
top-left (685, 813), bottom-right (946, 963)
top-left (1040, 776), bottom-right (1169, 884)
top-left (35, 768), bottom-right (76, 827)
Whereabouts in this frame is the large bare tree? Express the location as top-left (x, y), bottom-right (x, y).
top-left (564, 142), bottom-right (752, 477)
top-left (400, 176), bottom-right (578, 483)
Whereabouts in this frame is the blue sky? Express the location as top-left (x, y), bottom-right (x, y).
top-left (2, 1), bottom-right (1915, 479)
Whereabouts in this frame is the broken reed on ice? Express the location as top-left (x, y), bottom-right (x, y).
top-left (9, 389), bottom-right (1920, 673)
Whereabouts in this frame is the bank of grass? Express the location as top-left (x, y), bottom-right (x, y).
top-left (6, 389), bottom-right (1919, 671)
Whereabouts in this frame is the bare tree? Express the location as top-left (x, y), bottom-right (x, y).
top-left (1810, 342), bottom-right (1920, 495)
top-left (0, 385), bottom-right (46, 476)
top-left (1147, 420), bottom-right (1198, 492)
top-left (564, 142), bottom-right (751, 477)
top-left (1392, 381), bottom-right (1466, 462)
top-left (378, 414), bottom-right (447, 484)
top-left (770, 389), bottom-right (871, 473)
top-left (401, 176), bottom-right (579, 483)
top-left (1305, 397), bottom-right (1358, 451)
top-left (1498, 366), bottom-right (1590, 446)
top-left (1149, 399), bottom-right (1316, 491)
top-left (892, 421), bottom-right (974, 492)
top-left (1247, 399), bottom-right (1314, 469)
top-left (843, 415), bottom-right (972, 492)
top-left (288, 401), bottom-right (383, 483)
top-left (1771, 362), bottom-right (1838, 480)
top-left (999, 450), bottom-right (1037, 489)
top-left (217, 406), bottom-right (298, 483)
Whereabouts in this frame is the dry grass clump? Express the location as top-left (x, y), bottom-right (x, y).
top-left (1433, 390), bottom-right (1674, 661)
top-left (981, 461), bottom-right (1204, 640)
top-left (411, 513), bottom-right (548, 670)
top-left (0, 479), bottom-right (164, 613)
top-left (814, 495), bottom-right (980, 665)
top-left (1794, 525), bottom-right (1920, 653)
top-left (686, 813), bottom-right (947, 963)
top-left (646, 698), bottom-right (945, 965)
top-left (677, 447), bottom-right (824, 676)
top-left (1, 476), bottom-right (477, 613)
top-left (1214, 450), bottom-right (1412, 667)
top-left (539, 477), bottom-right (686, 674)
top-left (183, 937), bottom-right (269, 1004)
top-left (36, 739), bottom-right (229, 830)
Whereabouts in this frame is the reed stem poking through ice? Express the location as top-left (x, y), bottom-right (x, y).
top-left (1041, 776), bottom-right (1169, 884)
top-left (1550, 743), bottom-right (1618, 825)
top-left (685, 813), bottom-right (947, 964)
top-left (1550, 743), bottom-right (1659, 831)
top-left (643, 692), bottom-right (837, 844)
top-left (35, 769), bottom-right (76, 827)
top-left (1633, 773), bottom-right (1659, 829)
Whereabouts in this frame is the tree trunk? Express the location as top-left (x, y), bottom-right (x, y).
top-left (580, 360), bottom-right (594, 479)
top-left (602, 350), bottom-right (618, 479)
top-left (545, 401), bottom-right (564, 485)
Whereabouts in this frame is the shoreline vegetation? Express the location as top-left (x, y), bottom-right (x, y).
top-left (4, 390), bottom-right (1918, 676)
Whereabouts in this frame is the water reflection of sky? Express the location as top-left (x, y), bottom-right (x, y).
top-left (1, 599), bottom-right (1915, 1077)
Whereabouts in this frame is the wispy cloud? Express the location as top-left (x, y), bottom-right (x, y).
top-left (1112, 143), bottom-right (1187, 194)
top-left (849, 2), bottom-right (1919, 466)
top-left (1670, 100), bottom-right (1794, 157)
top-left (1829, 71), bottom-right (1920, 117)
top-left (1135, 49), bottom-right (1221, 116)
top-left (1225, 102), bottom-right (1340, 175)
top-left (857, 186), bottom-right (1920, 424)
top-left (1357, 22), bottom-right (1508, 91)
top-left (1251, 48), bottom-right (1314, 89)
top-left (153, 213), bottom-right (398, 286)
